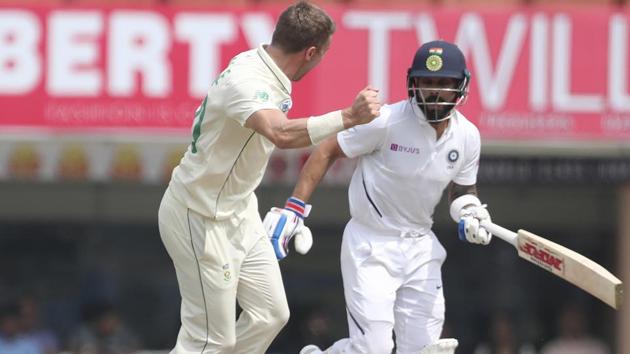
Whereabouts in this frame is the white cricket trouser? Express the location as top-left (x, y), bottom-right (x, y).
top-left (158, 187), bottom-right (289, 354)
top-left (327, 219), bottom-right (447, 354)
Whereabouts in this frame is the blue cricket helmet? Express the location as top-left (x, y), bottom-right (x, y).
top-left (407, 40), bottom-right (471, 122)
top-left (408, 40), bottom-right (470, 80)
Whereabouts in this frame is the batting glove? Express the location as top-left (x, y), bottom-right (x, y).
top-left (419, 338), bottom-right (459, 354)
top-left (263, 197), bottom-right (313, 260)
top-left (458, 204), bottom-right (492, 245)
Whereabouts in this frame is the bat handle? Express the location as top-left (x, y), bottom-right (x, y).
top-left (480, 220), bottom-right (518, 248)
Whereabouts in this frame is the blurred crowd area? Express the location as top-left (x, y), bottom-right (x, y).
top-left (0, 0), bottom-right (628, 6)
top-left (0, 218), bottom-right (617, 354)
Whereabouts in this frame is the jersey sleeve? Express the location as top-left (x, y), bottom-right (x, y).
top-left (336, 106), bottom-right (390, 158)
top-left (452, 121), bottom-right (480, 186)
top-left (223, 79), bottom-right (280, 126)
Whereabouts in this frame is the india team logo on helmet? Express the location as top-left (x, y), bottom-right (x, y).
top-left (409, 42), bottom-right (468, 80)
top-left (407, 40), bottom-right (471, 122)
top-left (426, 55), bottom-right (443, 71)
top-left (426, 47), bottom-right (444, 71)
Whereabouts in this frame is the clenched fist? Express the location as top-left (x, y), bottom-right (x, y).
top-left (342, 86), bottom-right (381, 127)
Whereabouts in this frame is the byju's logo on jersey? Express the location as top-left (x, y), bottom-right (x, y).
top-left (390, 143), bottom-right (420, 154)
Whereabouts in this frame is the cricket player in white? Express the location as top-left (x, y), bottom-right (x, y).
top-left (157, 2), bottom-right (381, 354)
top-left (264, 40), bottom-right (493, 354)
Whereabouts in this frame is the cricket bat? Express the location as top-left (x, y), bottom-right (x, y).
top-left (480, 220), bottom-right (623, 310)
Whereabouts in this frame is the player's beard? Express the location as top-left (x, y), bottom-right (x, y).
top-left (421, 95), bottom-right (453, 121)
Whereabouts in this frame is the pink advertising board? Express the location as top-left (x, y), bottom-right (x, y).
top-left (0, 4), bottom-right (629, 141)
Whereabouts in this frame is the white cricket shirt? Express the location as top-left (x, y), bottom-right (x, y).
top-left (169, 45), bottom-right (293, 220)
top-left (337, 100), bottom-right (480, 235)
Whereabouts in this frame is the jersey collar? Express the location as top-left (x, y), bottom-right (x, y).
top-left (409, 100), bottom-right (457, 142)
top-left (441, 111), bottom-right (457, 140)
top-left (257, 44), bottom-right (292, 95)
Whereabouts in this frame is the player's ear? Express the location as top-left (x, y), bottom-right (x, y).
top-left (304, 46), bottom-right (318, 60)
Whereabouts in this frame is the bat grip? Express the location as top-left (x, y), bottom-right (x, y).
top-left (480, 220), bottom-right (518, 247)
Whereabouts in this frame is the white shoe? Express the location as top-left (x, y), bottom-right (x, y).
top-left (299, 344), bottom-right (324, 354)
top-left (419, 338), bottom-right (459, 354)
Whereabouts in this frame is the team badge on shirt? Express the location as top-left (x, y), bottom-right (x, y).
top-left (279, 98), bottom-right (292, 113)
top-left (448, 149), bottom-right (459, 162)
top-left (254, 90), bottom-right (270, 103)
top-left (223, 263), bottom-right (231, 282)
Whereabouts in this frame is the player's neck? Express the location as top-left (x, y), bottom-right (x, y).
top-left (264, 44), bottom-right (302, 81)
top-left (430, 119), bottom-right (450, 140)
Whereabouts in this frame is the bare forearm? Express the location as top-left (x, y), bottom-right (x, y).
top-left (246, 86), bottom-right (381, 149)
top-left (292, 137), bottom-right (343, 202)
top-left (279, 107), bottom-right (366, 148)
top-left (448, 182), bottom-right (478, 203)
top-left (270, 117), bottom-right (313, 149)
top-left (246, 110), bottom-right (343, 149)
top-left (279, 105), bottom-right (370, 148)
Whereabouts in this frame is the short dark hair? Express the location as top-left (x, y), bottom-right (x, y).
top-left (271, 1), bottom-right (336, 54)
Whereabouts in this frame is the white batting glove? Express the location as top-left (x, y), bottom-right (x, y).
top-left (262, 197), bottom-right (313, 261)
top-left (419, 338), bottom-right (459, 354)
top-left (294, 225), bottom-right (313, 255)
top-left (458, 204), bottom-right (492, 245)
top-left (283, 197), bottom-right (313, 255)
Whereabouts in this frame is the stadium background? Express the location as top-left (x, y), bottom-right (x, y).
top-left (0, 0), bottom-right (629, 353)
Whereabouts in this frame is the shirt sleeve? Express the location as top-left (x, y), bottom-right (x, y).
top-left (223, 79), bottom-right (280, 126)
top-left (452, 121), bottom-right (480, 186)
top-left (336, 106), bottom-right (390, 158)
